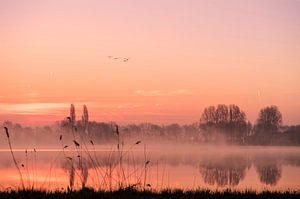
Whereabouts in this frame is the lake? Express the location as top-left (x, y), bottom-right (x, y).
top-left (0, 145), bottom-right (299, 191)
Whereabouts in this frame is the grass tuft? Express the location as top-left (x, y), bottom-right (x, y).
top-left (0, 189), bottom-right (299, 199)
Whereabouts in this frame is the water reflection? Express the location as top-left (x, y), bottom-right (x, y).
top-left (255, 157), bottom-right (282, 186)
top-left (199, 157), bottom-right (248, 186)
top-left (0, 146), bottom-right (299, 190)
top-left (198, 155), bottom-right (284, 187)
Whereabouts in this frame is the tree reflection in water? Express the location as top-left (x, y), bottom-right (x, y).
top-left (256, 163), bottom-right (282, 186)
top-left (199, 156), bottom-right (248, 187)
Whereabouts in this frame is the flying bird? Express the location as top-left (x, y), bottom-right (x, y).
top-left (107, 56), bottom-right (131, 63)
top-left (64, 145), bottom-right (68, 149)
top-left (59, 135), bottom-right (62, 141)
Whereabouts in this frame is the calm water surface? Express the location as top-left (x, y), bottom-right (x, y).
top-left (0, 145), bottom-right (299, 191)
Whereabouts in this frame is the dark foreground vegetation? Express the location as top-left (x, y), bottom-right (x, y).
top-left (1, 188), bottom-right (300, 199)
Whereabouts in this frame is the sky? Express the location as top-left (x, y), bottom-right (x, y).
top-left (0, 0), bottom-right (299, 125)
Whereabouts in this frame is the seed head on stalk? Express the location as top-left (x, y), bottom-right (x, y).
top-left (4, 126), bottom-right (9, 138)
top-left (73, 140), bottom-right (80, 147)
top-left (3, 127), bottom-right (25, 189)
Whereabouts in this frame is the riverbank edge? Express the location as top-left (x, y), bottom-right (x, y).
top-left (1, 188), bottom-right (300, 199)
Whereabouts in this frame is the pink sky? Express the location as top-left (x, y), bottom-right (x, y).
top-left (0, 0), bottom-right (299, 125)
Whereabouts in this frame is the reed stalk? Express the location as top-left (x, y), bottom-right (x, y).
top-left (4, 127), bottom-right (25, 190)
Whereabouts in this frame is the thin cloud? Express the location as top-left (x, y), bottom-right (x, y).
top-left (0, 102), bottom-right (144, 115)
top-left (135, 89), bottom-right (194, 96)
top-left (0, 103), bottom-right (69, 115)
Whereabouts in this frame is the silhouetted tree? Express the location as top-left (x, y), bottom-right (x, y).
top-left (182, 123), bottom-right (200, 142)
top-left (215, 104), bottom-right (229, 124)
top-left (201, 106), bottom-right (217, 125)
top-left (255, 105), bottom-right (282, 134)
top-left (164, 123), bottom-right (182, 140)
top-left (70, 104), bottom-right (76, 127)
top-left (200, 104), bottom-right (248, 143)
top-left (82, 104), bottom-right (89, 135)
top-left (228, 104), bottom-right (248, 143)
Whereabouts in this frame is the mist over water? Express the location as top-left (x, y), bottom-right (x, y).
top-left (1, 138), bottom-right (300, 191)
top-left (1, 0), bottom-right (299, 197)
top-left (1, 105), bottom-right (299, 191)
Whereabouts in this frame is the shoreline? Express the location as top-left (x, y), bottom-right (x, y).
top-left (1, 188), bottom-right (300, 199)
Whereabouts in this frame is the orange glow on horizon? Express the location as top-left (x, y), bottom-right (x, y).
top-left (0, 1), bottom-right (299, 125)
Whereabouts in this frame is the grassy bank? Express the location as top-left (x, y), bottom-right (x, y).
top-left (1, 188), bottom-right (300, 199)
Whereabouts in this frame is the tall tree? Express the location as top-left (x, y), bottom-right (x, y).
top-left (256, 105), bottom-right (282, 134)
top-left (82, 104), bottom-right (89, 134)
top-left (200, 106), bottom-right (217, 124)
top-left (215, 104), bottom-right (229, 124)
top-left (200, 104), bottom-right (248, 143)
top-left (70, 104), bottom-right (76, 127)
top-left (229, 104), bottom-right (246, 123)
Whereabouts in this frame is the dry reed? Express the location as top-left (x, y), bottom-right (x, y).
top-left (4, 127), bottom-right (25, 190)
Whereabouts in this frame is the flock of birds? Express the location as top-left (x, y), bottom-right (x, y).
top-left (48, 55), bottom-right (130, 78)
top-left (107, 56), bottom-right (130, 62)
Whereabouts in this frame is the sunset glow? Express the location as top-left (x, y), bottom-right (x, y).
top-left (0, 0), bottom-right (299, 125)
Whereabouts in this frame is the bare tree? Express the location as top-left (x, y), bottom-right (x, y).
top-left (70, 104), bottom-right (76, 127)
top-left (200, 104), bottom-right (248, 143)
top-left (229, 104), bottom-right (246, 123)
top-left (215, 104), bottom-right (229, 124)
top-left (256, 105), bottom-right (282, 134)
top-left (200, 106), bottom-right (217, 124)
top-left (82, 104), bottom-right (89, 135)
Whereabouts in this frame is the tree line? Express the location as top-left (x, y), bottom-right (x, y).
top-left (199, 104), bottom-right (290, 144)
top-left (1, 104), bottom-right (300, 146)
